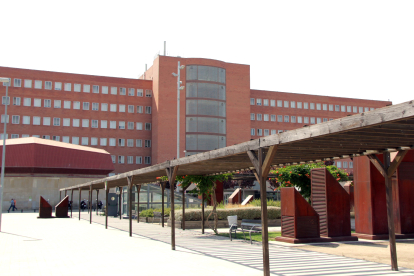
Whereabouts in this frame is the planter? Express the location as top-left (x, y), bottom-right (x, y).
top-left (167, 219), bottom-right (281, 229)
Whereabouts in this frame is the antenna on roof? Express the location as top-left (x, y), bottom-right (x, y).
top-left (164, 41), bottom-right (166, 56)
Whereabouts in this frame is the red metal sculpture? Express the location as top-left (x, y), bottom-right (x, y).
top-left (55, 195), bottom-right (69, 218)
top-left (38, 196), bottom-right (52, 218)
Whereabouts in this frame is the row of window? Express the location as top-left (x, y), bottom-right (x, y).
top-left (111, 155), bottom-right (151, 165)
top-left (251, 128), bottom-right (284, 136)
top-left (1, 115), bottom-right (151, 130)
top-left (2, 97), bottom-right (151, 114)
top-left (335, 161), bottom-right (353, 169)
top-left (250, 98), bottom-right (375, 113)
top-left (251, 114), bottom-right (332, 124)
top-left (3, 78), bottom-right (152, 97)
top-left (3, 133), bottom-right (151, 148)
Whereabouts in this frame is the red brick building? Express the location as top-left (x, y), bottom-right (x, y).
top-left (0, 55), bottom-right (391, 174)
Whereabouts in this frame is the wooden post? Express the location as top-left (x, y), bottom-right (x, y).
top-left (119, 187), bottom-right (123, 219)
top-left (96, 189), bottom-right (99, 215)
top-left (166, 166), bottom-right (179, 250)
top-left (105, 182), bottom-right (108, 229)
top-left (161, 182), bottom-right (166, 227)
top-left (367, 150), bottom-right (408, 271)
top-left (248, 146), bottom-right (278, 276)
top-left (89, 185), bottom-right (92, 224)
top-left (136, 185), bottom-right (141, 223)
top-left (70, 189), bottom-right (73, 218)
top-left (87, 189), bottom-right (90, 214)
top-left (127, 176), bottom-right (134, 237)
top-left (64, 190), bottom-right (67, 197)
top-left (182, 188), bottom-right (186, 230)
top-left (59, 191), bottom-right (61, 201)
top-left (78, 188), bottom-right (81, 221)
top-left (201, 193), bottom-right (205, 234)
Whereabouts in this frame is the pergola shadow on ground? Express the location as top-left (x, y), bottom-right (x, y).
top-left (72, 212), bottom-right (414, 276)
top-left (61, 100), bottom-right (414, 276)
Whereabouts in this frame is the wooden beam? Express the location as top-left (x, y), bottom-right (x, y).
top-left (78, 188), bottom-right (81, 221)
top-left (118, 187), bottom-right (123, 220)
top-left (127, 176), bottom-right (134, 237)
top-left (96, 189), bottom-right (99, 216)
top-left (160, 182), bottom-right (166, 227)
top-left (388, 150), bottom-right (408, 176)
top-left (136, 185), bottom-right (141, 223)
top-left (367, 154), bottom-right (387, 177)
top-left (262, 145), bottom-right (278, 178)
top-left (70, 189), bottom-right (73, 218)
top-left (105, 182), bottom-right (108, 229)
top-left (89, 185), bottom-right (92, 224)
top-left (166, 166), bottom-right (179, 251)
top-left (201, 193), bottom-right (205, 234)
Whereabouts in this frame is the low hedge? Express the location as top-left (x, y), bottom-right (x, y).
top-left (140, 208), bottom-right (171, 217)
top-left (171, 207), bottom-right (281, 221)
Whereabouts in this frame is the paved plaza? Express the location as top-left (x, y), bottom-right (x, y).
top-left (1, 212), bottom-right (414, 276)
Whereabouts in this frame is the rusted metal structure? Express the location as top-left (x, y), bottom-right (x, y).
top-left (276, 187), bottom-right (320, 243)
top-left (60, 100), bottom-right (414, 274)
top-left (311, 168), bottom-right (357, 241)
top-left (228, 188), bottom-right (242, 204)
top-left (55, 196), bottom-right (69, 218)
top-left (38, 196), bottom-right (52, 219)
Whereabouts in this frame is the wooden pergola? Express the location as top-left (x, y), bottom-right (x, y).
top-left (61, 100), bottom-right (414, 275)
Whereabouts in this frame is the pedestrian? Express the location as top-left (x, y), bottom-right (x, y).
top-left (8, 199), bottom-right (15, 212)
top-left (13, 199), bottom-right (18, 211)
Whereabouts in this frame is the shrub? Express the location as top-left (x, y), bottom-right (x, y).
top-left (140, 207), bottom-right (171, 218)
top-left (172, 207), bottom-right (280, 221)
top-left (249, 199), bottom-right (281, 207)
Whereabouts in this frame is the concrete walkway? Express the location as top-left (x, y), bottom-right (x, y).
top-left (1, 212), bottom-right (414, 276)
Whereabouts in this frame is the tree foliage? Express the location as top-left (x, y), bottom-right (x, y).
top-left (269, 163), bottom-right (349, 199)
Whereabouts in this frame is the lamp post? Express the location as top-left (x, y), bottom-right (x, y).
top-left (0, 77), bottom-right (10, 232)
top-left (172, 62), bottom-right (185, 159)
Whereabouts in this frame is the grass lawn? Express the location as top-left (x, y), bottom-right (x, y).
top-left (218, 231), bottom-right (281, 242)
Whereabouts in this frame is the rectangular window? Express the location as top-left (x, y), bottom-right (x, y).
top-left (110, 104), bottom-right (117, 112)
top-left (329, 104), bottom-right (334, 111)
top-left (256, 99), bottom-right (262, 106)
top-left (263, 99), bottom-right (269, 106)
top-left (92, 85), bottom-right (99, 93)
top-left (13, 97), bottom-right (20, 106)
top-left (102, 86), bottom-right (108, 94)
top-left (284, 115), bottom-right (289, 122)
top-left (322, 104), bottom-right (327, 110)
top-left (92, 103), bottom-right (99, 111)
top-left (347, 106), bottom-right (352, 112)
top-left (290, 101), bottom-right (295, 108)
top-left (119, 87), bottom-right (126, 95)
top-left (127, 122), bottom-right (134, 130)
top-left (137, 89), bottom-right (143, 97)
top-left (63, 118), bottom-right (70, 126)
top-left (335, 105), bottom-right (340, 111)
top-left (83, 84), bottom-right (90, 93)
top-left (353, 106), bottom-right (358, 113)
top-left (284, 101), bottom-right (289, 108)
top-left (136, 156), bottom-right (142, 164)
top-left (264, 114), bottom-right (269, 121)
top-left (127, 139), bottom-right (134, 147)
top-left (323, 118), bottom-right (328, 122)
top-left (119, 121), bottom-right (125, 129)
top-left (277, 115), bottom-right (283, 122)
top-left (291, 116), bottom-right (296, 123)
top-left (0, 115), bottom-right (9, 123)
top-left (128, 88), bottom-right (134, 96)
top-left (271, 115), bottom-right (276, 121)
top-left (349, 162), bottom-right (353, 168)
top-left (61, 101), bottom-right (70, 109)
top-left (101, 120), bottom-right (107, 128)
top-left (12, 115), bottom-right (20, 124)
top-left (136, 139), bottom-right (142, 147)
top-left (277, 100), bottom-right (282, 107)
top-left (251, 128), bottom-right (255, 136)
top-left (81, 137), bottom-right (88, 145)
top-left (316, 103), bottom-right (321, 110)
top-left (119, 105), bottom-right (126, 112)
top-left (53, 117), bottom-right (60, 126)
top-left (145, 106), bottom-right (151, 114)
top-left (42, 135), bottom-right (50, 140)
top-left (297, 102), bottom-right (302, 109)
top-left (370, 108), bottom-right (375, 111)
top-left (270, 100), bottom-right (275, 107)
top-left (33, 116), bottom-right (40, 125)
top-left (74, 84), bottom-right (81, 92)
top-left (145, 140), bottom-right (151, 147)
top-left (2, 96), bottom-right (9, 105)
top-left (101, 103), bottom-right (108, 111)
top-left (44, 99), bottom-right (51, 108)
top-left (13, 79), bottom-right (21, 87)
top-left (364, 107), bottom-right (369, 112)
top-left (22, 116), bottom-right (30, 125)
top-left (83, 102), bottom-right (90, 110)
top-left (310, 117), bottom-right (315, 124)
top-left (341, 105), bottom-right (346, 112)
top-left (137, 106), bottom-right (143, 113)
top-left (73, 101), bottom-right (80, 109)
top-left (145, 123), bottom-right (151, 130)
top-left (64, 83), bottom-right (71, 91)
top-left (111, 155), bottom-right (116, 163)
top-left (109, 138), bottom-right (116, 146)
top-left (52, 136), bottom-right (60, 141)
top-left (304, 117), bottom-right (309, 124)
top-left (336, 161), bottom-right (342, 168)
top-left (100, 138), bottom-right (107, 146)
top-left (256, 114), bottom-right (262, 121)
top-left (62, 136), bottom-right (70, 143)
top-left (145, 90), bottom-right (152, 97)
top-left (23, 98), bottom-right (31, 106)
top-left (310, 103), bottom-right (315, 110)
top-left (45, 81), bottom-right (52, 90)
top-left (34, 80), bottom-right (42, 89)
top-left (257, 129), bottom-right (262, 136)
top-left (128, 105), bottom-right (134, 113)
top-left (317, 118), bottom-right (321, 124)
top-left (91, 120), bottom-right (98, 128)
top-left (127, 156), bottom-right (133, 164)
top-left (271, 130), bottom-right (276, 135)
top-left (91, 137), bottom-right (98, 146)
top-left (111, 87), bottom-right (117, 95)
top-left (359, 107), bottom-right (363, 113)
top-left (110, 121), bottom-right (116, 129)
top-left (264, 129), bottom-right (269, 136)
top-left (24, 79), bottom-right (32, 88)
top-left (82, 119), bottom-right (89, 128)
top-left (43, 117), bottom-right (51, 126)
top-left (144, 156), bottom-right (151, 164)
top-left (297, 116), bottom-right (302, 123)
top-left (136, 122), bottom-right (143, 130)
top-left (343, 161), bottom-right (348, 168)
top-left (53, 100), bottom-right (61, 108)
top-left (73, 119), bottom-right (80, 127)
top-left (304, 102), bottom-right (308, 109)
top-left (118, 139), bottom-right (125, 147)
